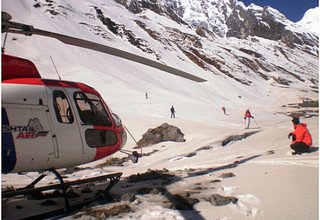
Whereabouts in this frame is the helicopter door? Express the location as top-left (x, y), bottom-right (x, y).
top-left (47, 88), bottom-right (84, 165)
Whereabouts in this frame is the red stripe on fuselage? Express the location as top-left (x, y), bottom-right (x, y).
top-left (94, 145), bottom-right (121, 161)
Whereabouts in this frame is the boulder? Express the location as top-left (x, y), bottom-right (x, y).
top-left (137, 123), bottom-right (185, 147)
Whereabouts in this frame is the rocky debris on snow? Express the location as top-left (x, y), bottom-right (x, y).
top-left (220, 172), bottom-right (236, 178)
top-left (207, 194), bottom-right (238, 206)
top-left (126, 168), bottom-right (175, 183)
top-left (266, 150), bottom-right (275, 155)
top-left (93, 149), bottom-right (159, 168)
top-left (298, 99), bottom-right (319, 108)
top-left (279, 100), bottom-right (319, 118)
top-left (222, 131), bottom-right (259, 146)
top-left (168, 192), bottom-right (199, 210)
top-left (135, 187), bottom-right (166, 196)
top-left (283, 99), bottom-right (319, 109)
top-left (96, 157), bottom-right (128, 167)
top-left (74, 203), bottom-right (132, 219)
top-left (137, 123), bottom-right (186, 147)
top-left (120, 193), bottom-right (136, 202)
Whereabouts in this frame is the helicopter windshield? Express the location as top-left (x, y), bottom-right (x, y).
top-left (74, 92), bottom-right (112, 126)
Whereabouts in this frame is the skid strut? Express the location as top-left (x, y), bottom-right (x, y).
top-left (2, 168), bottom-right (122, 216)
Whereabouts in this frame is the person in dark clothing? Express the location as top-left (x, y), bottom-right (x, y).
top-left (288, 117), bottom-right (312, 155)
top-left (222, 106), bottom-right (226, 115)
top-left (170, 106), bottom-right (175, 118)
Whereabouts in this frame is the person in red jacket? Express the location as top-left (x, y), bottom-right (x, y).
top-left (244, 108), bottom-right (254, 129)
top-left (288, 117), bottom-right (313, 155)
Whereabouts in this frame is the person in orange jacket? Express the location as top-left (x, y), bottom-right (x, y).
top-left (288, 117), bottom-right (312, 155)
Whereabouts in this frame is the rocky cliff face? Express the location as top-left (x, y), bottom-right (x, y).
top-left (115, 0), bottom-right (318, 48)
top-left (225, 4), bottom-right (318, 47)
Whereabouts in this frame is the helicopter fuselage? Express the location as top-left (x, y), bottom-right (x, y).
top-left (2, 54), bottom-right (127, 173)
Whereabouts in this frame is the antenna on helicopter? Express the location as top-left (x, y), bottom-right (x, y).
top-left (1, 11), bottom-right (206, 82)
top-left (50, 55), bottom-right (61, 80)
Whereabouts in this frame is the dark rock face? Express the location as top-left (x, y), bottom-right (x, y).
top-left (137, 123), bottom-right (186, 147)
top-left (226, 6), bottom-right (317, 47)
top-left (115, 0), bottom-right (186, 24)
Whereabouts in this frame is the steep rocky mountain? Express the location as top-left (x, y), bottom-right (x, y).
top-left (109, 0), bottom-right (318, 88)
top-left (117, 0), bottom-right (318, 90)
top-left (115, 0), bottom-right (318, 46)
top-left (2, 0), bottom-right (319, 108)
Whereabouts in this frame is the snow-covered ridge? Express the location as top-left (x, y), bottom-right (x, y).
top-left (296, 7), bottom-right (320, 36)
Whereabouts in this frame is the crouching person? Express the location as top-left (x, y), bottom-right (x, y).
top-left (288, 117), bottom-right (312, 155)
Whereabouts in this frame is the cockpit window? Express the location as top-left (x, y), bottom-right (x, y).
top-left (53, 90), bottom-right (74, 124)
top-left (74, 92), bottom-right (112, 126)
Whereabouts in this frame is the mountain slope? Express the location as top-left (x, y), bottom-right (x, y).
top-left (2, 0), bottom-right (319, 117)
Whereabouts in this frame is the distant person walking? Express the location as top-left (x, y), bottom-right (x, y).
top-left (244, 108), bottom-right (254, 129)
top-left (222, 106), bottom-right (227, 115)
top-left (170, 106), bottom-right (176, 118)
top-left (145, 92), bottom-right (148, 99)
top-left (288, 117), bottom-right (312, 155)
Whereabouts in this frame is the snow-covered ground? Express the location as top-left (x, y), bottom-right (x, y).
top-left (1, 0), bottom-right (319, 219)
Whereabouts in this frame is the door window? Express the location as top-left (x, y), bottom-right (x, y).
top-left (53, 90), bottom-right (74, 123)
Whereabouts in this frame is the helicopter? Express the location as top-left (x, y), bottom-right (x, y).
top-left (1, 11), bottom-right (206, 211)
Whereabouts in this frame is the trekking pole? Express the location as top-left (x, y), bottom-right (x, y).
top-left (253, 118), bottom-right (260, 128)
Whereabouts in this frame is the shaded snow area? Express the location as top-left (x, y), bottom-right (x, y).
top-left (1, 0), bottom-right (319, 219)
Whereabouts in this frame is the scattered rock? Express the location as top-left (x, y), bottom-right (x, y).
top-left (208, 194), bottom-right (238, 206)
top-left (136, 187), bottom-right (153, 195)
top-left (127, 169), bottom-right (175, 183)
top-left (266, 150), bottom-right (275, 155)
top-left (75, 203), bottom-right (132, 219)
top-left (222, 131), bottom-right (259, 146)
top-left (299, 100), bottom-right (319, 108)
top-left (169, 192), bottom-right (199, 210)
top-left (220, 172), bottom-right (236, 178)
top-left (121, 193), bottom-right (136, 202)
top-left (194, 186), bottom-right (204, 190)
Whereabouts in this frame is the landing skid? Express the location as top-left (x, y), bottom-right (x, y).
top-left (2, 168), bottom-right (122, 219)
